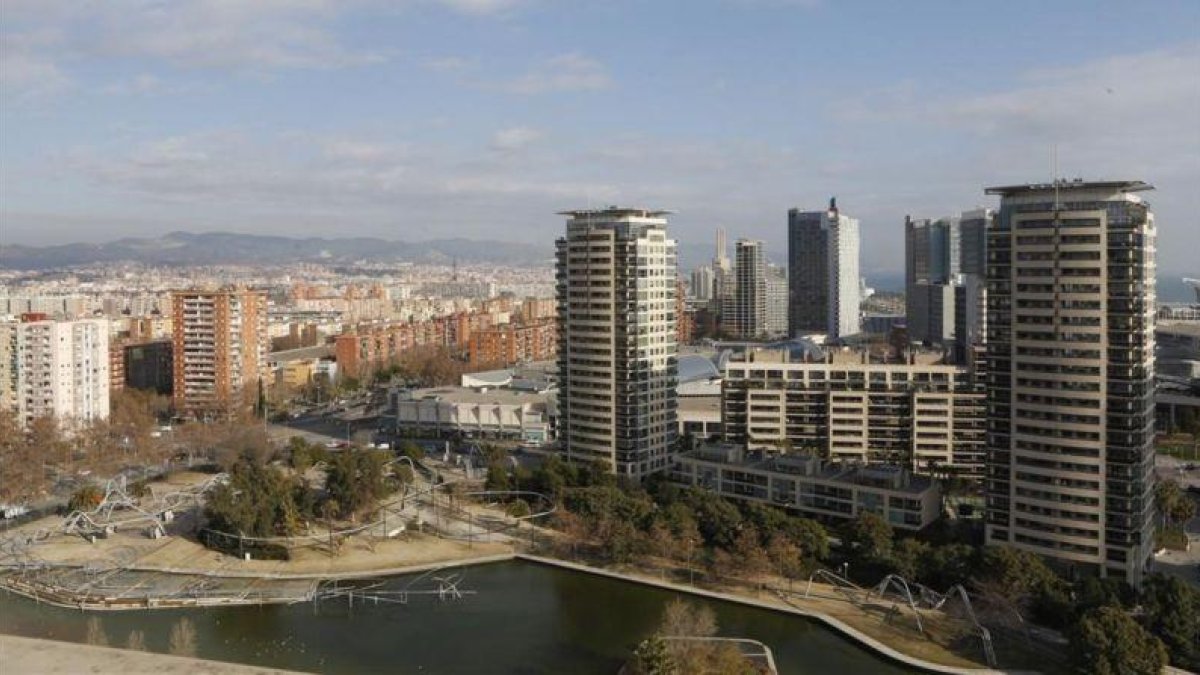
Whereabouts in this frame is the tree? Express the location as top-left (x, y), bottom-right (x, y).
top-left (485, 462), bottom-right (511, 492)
top-left (972, 545), bottom-right (1070, 628)
top-left (1140, 574), bottom-right (1200, 670)
top-left (682, 489), bottom-right (743, 549)
top-left (168, 617), bottom-right (198, 657)
top-left (731, 526), bottom-right (770, 577)
top-left (890, 538), bottom-right (930, 580)
top-left (1156, 480), bottom-right (1197, 525)
top-left (917, 543), bottom-right (977, 589)
top-left (125, 630), bottom-right (147, 651)
top-left (204, 458), bottom-right (309, 539)
top-left (324, 449), bottom-right (391, 519)
top-left (1068, 606), bottom-right (1166, 675)
top-left (630, 635), bottom-right (678, 675)
top-left (786, 518), bottom-right (829, 568)
top-left (658, 598), bottom-right (717, 639)
top-left (767, 533), bottom-right (809, 583)
top-left (68, 485), bottom-right (105, 512)
top-left (841, 512), bottom-right (894, 563)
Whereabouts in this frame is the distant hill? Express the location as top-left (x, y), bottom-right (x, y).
top-left (0, 231), bottom-right (553, 269)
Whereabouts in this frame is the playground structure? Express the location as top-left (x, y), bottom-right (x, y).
top-left (314, 564), bottom-right (477, 606)
top-left (799, 568), bottom-right (997, 668)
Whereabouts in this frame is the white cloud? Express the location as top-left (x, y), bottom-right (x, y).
top-left (497, 53), bottom-right (612, 94)
top-left (2, 0), bottom-right (386, 79)
top-left (491, 126), bottom-right (543, 152)
top-left (423, 55), bottom-right (476, 73)
top-left (0, 30), bottom-right (71, 101)
top-left (432, 0), bottom-right (524, 15)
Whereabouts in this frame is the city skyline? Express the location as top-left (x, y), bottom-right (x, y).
top-left (2, 1), bottom-right (1197, 278)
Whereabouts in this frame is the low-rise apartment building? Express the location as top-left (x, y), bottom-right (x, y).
top-left (721, 347), bottom-right (985, 478)
top-left (669, 443), bottom-right (941, 530)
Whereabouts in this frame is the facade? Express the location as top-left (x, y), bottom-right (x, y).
top-left (335, 308), bottom-right (501, 378)
top-left (171, 289), bottom-right (269, 418)
top-left (2, 319), bottom-right (110, 430)
top-left (729, 239), bottom-right (768, 339)
top-left (691, 265), bottom-right (714, 303)
top-left (788, 198), bottom-right (861, 338)
top-left (765, 266), bottom-right (789, 338)
top-left (905, 210), bottom-right (991, 360)
top-left (983, 180), bottom-right (1156, 584)
top-left (1157, 322), bottom-right (1200, 381)
top-left (468, 319), bottom-right (557, 367)
top-left (124, 339), bottom-right (173, 395)
top-left (669, 444), bottom-right (941, 531)
top-left (555, 207), bottom-right (678, 478)
top-left (392, 386), bottom-right (552, 445)
top-left (721, 347), bottom-right (985, 478)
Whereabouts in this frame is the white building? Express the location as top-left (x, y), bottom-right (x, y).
top-left (1, 319), bottom-right (110, 430)
top-left (392, 387), bottom-right (552, 446)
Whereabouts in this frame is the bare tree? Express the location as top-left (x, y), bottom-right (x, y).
top-left (125, 630), bottom-right (147, 651)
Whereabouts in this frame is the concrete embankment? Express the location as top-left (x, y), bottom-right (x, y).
top-left (0, 634), bottom-right (303, 674)
top-left (513, 554), bottom-right (1019, 675)
top-left (5, 552), bottom-right (1017, 674)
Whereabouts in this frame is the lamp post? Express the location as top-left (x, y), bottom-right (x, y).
top-left (687, 538), bottom-right (696, 586)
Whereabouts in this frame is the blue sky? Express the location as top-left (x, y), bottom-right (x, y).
top-left (2, 0), bottom-right (1198, 277)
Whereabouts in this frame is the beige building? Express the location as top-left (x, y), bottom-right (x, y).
top-left (669, 443), bottom-right (941, 531)
top-left (556, 208), bottom-right (678, 478)
top-left (721, 347), bottom-right (985, 478)
top-left (171, 289), bottom-right (269, 418)
top-left (983, 180), bottom-right (1157, 584)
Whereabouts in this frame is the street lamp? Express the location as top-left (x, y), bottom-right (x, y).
top-left (687, 538), bottom-right (696, 586)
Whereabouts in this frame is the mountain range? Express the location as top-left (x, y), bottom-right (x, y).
top-left (0, 231), bottom-right (554, 269)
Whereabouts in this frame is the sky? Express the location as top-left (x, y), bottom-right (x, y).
top-left (2, 0), bottom-right (1198, 277)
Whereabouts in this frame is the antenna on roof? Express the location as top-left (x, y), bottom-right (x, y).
top-left (1051, 144), bottom-right (1060, 212)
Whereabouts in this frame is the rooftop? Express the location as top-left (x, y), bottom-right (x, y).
top-left (984, 179), bottom-right (1153, 196)
top-left (558, 207), bottom-right (673, 218)
top-left (407, 386), bottom-right (548, 406)
top-left (680, 443), bottom-right (933, 495)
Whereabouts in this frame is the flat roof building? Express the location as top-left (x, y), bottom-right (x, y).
top-left (556, 207), bottom-right (678, 478)
top-left (984, 179), bottom-right (1156, 584)
top-left (669, 443), bottom-right (941, 531)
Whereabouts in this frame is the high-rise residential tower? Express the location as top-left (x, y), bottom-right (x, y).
top-left (788, 198), bottom-right (861, 338)
top-left (765, 265), bottom-right (789, 338)
top-left (729, 239), bottom-right (768, 339)
top-left (1, 318), bottom-right (110, 430)
top-left (905, 210), bottom-right (991, 362)
top-left (171, 288), bottom-right (269, 419)
top-left (984, 180), bottom-right (1156, 584)
top-left (555, 208), bottom-right (678, 478)
top-left (690, 265), bottom-right (714, 303)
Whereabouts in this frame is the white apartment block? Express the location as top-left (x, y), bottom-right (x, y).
top-left (721, 347), bottom-right (985, 478)
top-left (0, 319), bottom-right (110, 430)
